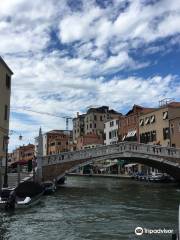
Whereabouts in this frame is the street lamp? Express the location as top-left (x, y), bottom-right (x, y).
top-left (3, 135), bottom-right (9, 188)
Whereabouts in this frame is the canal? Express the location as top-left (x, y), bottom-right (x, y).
top-left (0, 176), bottom-right (180, 240)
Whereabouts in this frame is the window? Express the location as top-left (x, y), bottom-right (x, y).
top-left (163, 127), bottom-right (170, 140)
top-left (139, 119), bottom-right (144, 126)
top-left (94, 123), bottom-right (96, 128)
top-left (170, 124), bottom-right (174, 135)
top-left (178, 122), bottom-right (180, 132)
top-left (100, 116), bottom-right (103, 121)
top-left (109, 132), bottom-right (112, 139)
top-left (151, 131), bottom-right (156, 141)
top-left (116, 120), bottom-right (119, 125)
top-left (110, 121), bottom-right (114, 127)
top-left (4, 105), bottom-right (8, 120)
top-left (163, 111), bottom-right (168, 120)
top-left (145, 117), bottom-right (150, 125)
top-left (150, 115), bottom-right (155, 123)
top-left (90, 123), bottom-right (92, 128)
top-left (6, 74), bottom-right (11, 89)
top-left (94, 115), bottom-right (97, 121)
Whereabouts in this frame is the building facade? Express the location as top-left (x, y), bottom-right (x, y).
top-left (73, 113), bottom-right (85, 143)
top-left (73, 106), bottom-right (122, 146)
top-left (0, 57), bottom-right (13, 166)
top-left (11, 144), bottom-right (35, 163)
top-left (35, 130), bottom-right (73, 156)
top-left (139, 102), bottom-right (180, 147)
top-left (76, 132), bottom-right (103, 150)
top-left (170, 117), bottom-right (180, 148)
top-left (104, 118), bottom-right (119, 145)
top-left (119, 105), bottom-right (155, 142)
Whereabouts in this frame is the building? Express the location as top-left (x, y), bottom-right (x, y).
top-left (48, 130), bottom-right (73, 155)
top-left (72, 113), bottom-right (85, 143)
top-left (35, 130), bottom-right (73, 156)
top-left (119, 105), bottom-right (156, 142)
top-left (139, 101), bottom-right (180, 147)
top-left (11, 144), bottom-right (35, 163)
top-left (170, 117), bottom-right (180, 148)
top-left (73, 106), bottom-right (122, 146)
top-left (84, 106), bottom-right (121, 136)
top-left (76, 132), bottom-right (103, 150)
top-left (104, 118), bottom-right (119, 145)
top-left (0, 57), bottom-right (13, 167)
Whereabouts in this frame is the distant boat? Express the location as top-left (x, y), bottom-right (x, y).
top-left (0, 181), bottom-right (44, 210)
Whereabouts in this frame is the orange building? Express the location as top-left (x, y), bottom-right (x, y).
top-left (76, 132), bottom-right (103, 150)
top-left (47, 130), bottom-right (73, 155)
top-left (11, 144), bottom-right (35, 163)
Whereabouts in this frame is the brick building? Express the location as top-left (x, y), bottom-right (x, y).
top-left (119, 105), bottom-right (155, 142)
top-left (11, 144), bottom-right (35, 163)
top-left (76, 132), bottom-right (103, 150)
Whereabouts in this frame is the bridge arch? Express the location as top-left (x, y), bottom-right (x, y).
top-left (40, 142), bottom-right (180, 182)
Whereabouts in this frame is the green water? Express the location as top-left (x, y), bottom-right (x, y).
top-left (0, 176), bottom-right (180, 240)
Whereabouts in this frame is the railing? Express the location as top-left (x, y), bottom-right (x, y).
top-left (41, 142), bottom-right (180, 167)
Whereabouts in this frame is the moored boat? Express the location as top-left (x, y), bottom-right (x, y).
top-left (0, 181), bottom-right (44, 210)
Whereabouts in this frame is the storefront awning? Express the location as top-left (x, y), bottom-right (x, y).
top-left (126, 130), bottom-right (136, 138)
top-left (125, 163), bottom-right (138, 168)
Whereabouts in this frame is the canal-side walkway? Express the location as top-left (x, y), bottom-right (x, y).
top-left (1, 172), bottom-right (33, 188)
top-left (67, 173), bottom-right (131, 179)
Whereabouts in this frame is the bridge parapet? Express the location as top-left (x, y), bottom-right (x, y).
top-left (41, 142), bottom-right (180, 167)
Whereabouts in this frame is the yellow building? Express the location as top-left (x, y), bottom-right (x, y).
top-left (0, 56), bottom-right (13, 166)
top-left (139, 101), bottom-right (180, 147)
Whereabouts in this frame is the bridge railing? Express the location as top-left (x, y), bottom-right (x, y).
top-left (41, 142), bottom-right (180, 166)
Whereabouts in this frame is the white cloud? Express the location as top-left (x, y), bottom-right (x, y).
top-left (0, 0), bottom-right (180, 151)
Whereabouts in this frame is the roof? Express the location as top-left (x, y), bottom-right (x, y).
top-left (126, 105), bottom-right (155, 116)
top-left (0, 56), bottom-right (13, 75)
top-left (139, 101), bottom-right (180, 116)
top-left (86, 106), bottom-right (121, 115)
top-left (167, 102), bottom-right (180, 108)
top-left (46, 129), bottom-right (72, 134)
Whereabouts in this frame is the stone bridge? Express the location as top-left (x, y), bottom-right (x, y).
top-left (37, 142), bottom-right (180, 182)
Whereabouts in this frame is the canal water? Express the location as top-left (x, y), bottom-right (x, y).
top-left (0, 176), bottom-right (180, 240)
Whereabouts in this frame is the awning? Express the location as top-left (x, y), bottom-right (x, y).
top-left (125, 163), bottom-right (138, 167)
top-left (126, 130), bottom-right (136, 138)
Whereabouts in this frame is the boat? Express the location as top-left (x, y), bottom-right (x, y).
top-left (0, 181), bottom-right (44, 210)
top-left (148, 173), bottom-right (174, 183)
top-left (41, 181), bottom-right (56, 194)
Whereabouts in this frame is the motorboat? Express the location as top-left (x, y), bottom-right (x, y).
top-left (0, 181), bottom-right (44, 210)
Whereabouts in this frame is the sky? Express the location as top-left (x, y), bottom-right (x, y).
top-left (0, 0), bottom-right (180, 151)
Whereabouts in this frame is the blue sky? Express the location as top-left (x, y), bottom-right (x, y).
top-left (0, 0), bottom-right (180, 151)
